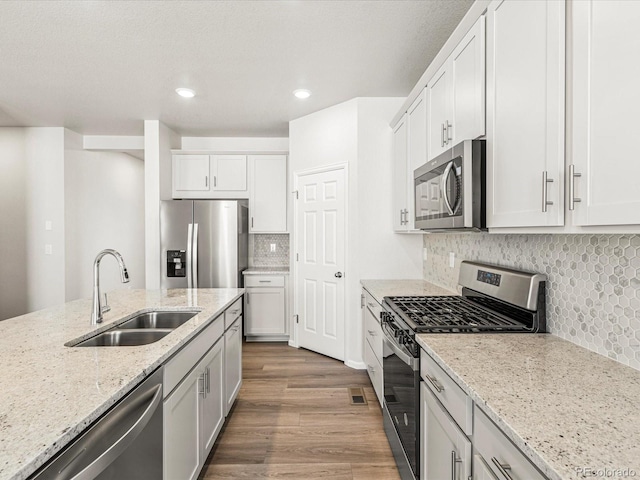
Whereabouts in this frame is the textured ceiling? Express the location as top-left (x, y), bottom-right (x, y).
top-left (0, 0), bottom-right (473, 136)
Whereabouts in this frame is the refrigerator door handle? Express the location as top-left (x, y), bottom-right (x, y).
top-left (192, 223), bottom-right (199, 289)
top-left (186, 223), bottom-right (194, 289)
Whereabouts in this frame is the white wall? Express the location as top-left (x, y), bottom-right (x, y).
top-left (289, 98), bottom-right (422, 369)
top-left (64, 129), bottom-right (145, 301)
top-left (24, 128), bottom-right (66, 312)
top-left (181, 136), bottom-right (289, 152)
top-left (144, 121), bottom-right (180, 289)
top-left (0, 129), bottom-right (28, 320)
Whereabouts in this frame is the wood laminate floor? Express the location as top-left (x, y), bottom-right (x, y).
top-left (199, 342), bottom-right (401, 480)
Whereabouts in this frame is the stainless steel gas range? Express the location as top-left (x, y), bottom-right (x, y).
top-left (380, 261), bottom-right (547, 480)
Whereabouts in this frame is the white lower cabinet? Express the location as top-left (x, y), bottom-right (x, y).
top-left (224, 317), bottom-right (242, 414)
top-left (420, 383), bottom-right (472, 480)
top-left (163, 364), bottom-right (202, 480)
top-left (163, 298), bottom-right (244, 480)
top-left (244, 275), bottom-right (287, 340)
top-left (473, 405), bottom-right (548, 480)
top-left (164, 338), bottom-right (224, 480)
top-left (200, 340), bottom-right (225, 455)
top-left (474, 455), bottom-right (499, 480)
top-left (362, 289), bottom-right (384, 406)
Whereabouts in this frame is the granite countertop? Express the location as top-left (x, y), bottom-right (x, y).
top-left (0, 288), bottom-right (243, 480)
top-left (360, 279), bottom-right (457, 304)
top-left (243, 266), bottom-right (290, 275)
top-left (416, 334), bottom-right (640, 480)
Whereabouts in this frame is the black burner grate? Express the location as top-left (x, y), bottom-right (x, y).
top-left (386, 296), bottom-right (530, 332)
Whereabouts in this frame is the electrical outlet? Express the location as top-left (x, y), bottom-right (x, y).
top-left (45, 244), bottom-right (53, 255)
top-left (270, 243), bottom-right (276, 252)
top-left (423, 248), bottom-right (428, 261)
top-left (449, 252), bottom-right (455, 268)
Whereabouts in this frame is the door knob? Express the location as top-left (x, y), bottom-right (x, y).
top-left (335, 272), bottom-right (343, 278)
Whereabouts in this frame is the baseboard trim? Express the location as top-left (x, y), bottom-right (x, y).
top-left (245, 335), bottom-right (290, 342)
top-left (345, 359), bottom-right (366, 370)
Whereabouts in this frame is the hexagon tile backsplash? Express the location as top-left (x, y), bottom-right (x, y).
top-left (423, 234), bottom-right (640, 371)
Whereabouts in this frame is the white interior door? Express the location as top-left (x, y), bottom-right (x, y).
top-left (295, 166), bottom-right (346, 361)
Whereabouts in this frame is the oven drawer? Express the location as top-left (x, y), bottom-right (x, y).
top-left (473, 406), bottom-right (547, 480)
top-left (420, 349), bottom-right (472, 435)
top-left (364, 340), bottom-right (383, 406)
top-left (363, 290), bottom-right (382, 320)
top-left (364, 304), bottom-right (383, 361)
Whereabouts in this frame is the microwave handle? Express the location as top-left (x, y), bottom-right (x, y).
top-left (441, 161), bottom-right (455, 215)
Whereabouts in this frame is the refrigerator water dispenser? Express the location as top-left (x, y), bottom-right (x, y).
top-left (167, 250), bottom-right (186, 277)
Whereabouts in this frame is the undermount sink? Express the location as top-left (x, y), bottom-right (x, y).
top-left (75, 329), bottom-right (172, 347)
top-left (72, 310), bottom-right (200, 347)
top-left (117, 311), bottom-right (198, 330)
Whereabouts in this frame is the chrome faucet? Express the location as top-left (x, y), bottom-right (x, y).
top-left (91, 249), bottom-right (130, 325)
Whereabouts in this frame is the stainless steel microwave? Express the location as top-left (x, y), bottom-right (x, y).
top-left (414, 140), bottom-right (486, 231)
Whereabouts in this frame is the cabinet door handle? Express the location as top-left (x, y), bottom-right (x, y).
top-left (231, 325), bottom-right (240, 332)
top-left (367, 329), bottom-right (377, 337)
top-left (205, 367), bottom-right (210, 394)
top-left (361, 294), bottom-right (365, 308)
top-left (451, 450), bottom-right (462, 480)
top-left (205, 175), bottom-right (208, 188)
top-left (445, 120), bottom-right (452, 145)
top-left (491, 457), bottom-right (514, 480)
top-left (542, 171), bottom-right (554, 212)
top-left (400, 209), bottom-right (405, 225)
top-left (251, 217), bottom-right (254, 228)
top-left (441, 123), bottom-right (446, 147)
top-left (424, 373), bottom-right (444, 393)
top-left (367, 364), bottom-right (375, 373)
top-left (214, 176), bottom-right (217, 187)
top-left (569, 164), bottom-right (582, 211)
top-left (198, 373), bottom-right (205, 397)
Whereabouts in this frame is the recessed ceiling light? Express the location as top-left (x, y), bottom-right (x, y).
top-left (176, 88), bottom-right (196, 98)
top-left (293, 89), bottom-right (311, 99)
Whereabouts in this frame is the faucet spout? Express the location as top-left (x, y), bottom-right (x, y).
top-left (91, 249), bottom-right (130, 325)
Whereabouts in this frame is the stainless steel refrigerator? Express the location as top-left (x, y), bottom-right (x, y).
top-left (160, 200), bottom-right (248, 289)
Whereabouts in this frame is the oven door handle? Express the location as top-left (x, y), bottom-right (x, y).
top-left (383, 331), bottom-right (419, 370)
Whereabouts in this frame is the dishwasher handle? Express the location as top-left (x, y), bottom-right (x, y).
top-left (68, 382), bottom-right (163, 480)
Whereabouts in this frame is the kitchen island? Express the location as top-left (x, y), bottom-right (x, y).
top-left (0, 288), bottom-right (243, 480)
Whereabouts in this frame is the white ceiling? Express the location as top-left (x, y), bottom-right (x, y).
top-left (0, 0), bottom-right (473, 137)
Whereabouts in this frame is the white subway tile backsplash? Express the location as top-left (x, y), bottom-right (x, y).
top-left (423, 233), bottom-right (640, 371)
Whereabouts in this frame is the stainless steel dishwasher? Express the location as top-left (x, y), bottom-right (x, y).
top-left (31, 367), bottom-right (163, 480)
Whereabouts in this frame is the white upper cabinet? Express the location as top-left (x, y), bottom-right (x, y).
top-left (249, 155), bottom-right (287, 232)
top-left (427, 16), bottom-right (485, 162)
top-left (173, 155), bottom-right (211, 193)
top-left (571, 0), bottom-right (640, 226)
top-left (427, 66), bottom-right (452, 160)
top-left (408, 89), bottom-right (428, 174)
top-left (486, 0), bottom-right (565, 228)
top-left (211, 155), bottom-right (247, 192)
top-left (451, 16), bottom-right (486, 144)
top-left (392, 115), bottom-right (411, 231)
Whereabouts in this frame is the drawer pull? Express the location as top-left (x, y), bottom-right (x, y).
top-left (367, 329), bottom-right (377, 337)
top-left (451, 450), bottom-right (462, 480)
top-left (230, 309), bottom-right (240, 314)
top-left (425, 373), bottom-right (444, 393)
top-left (491, 457), bottom-right (514, 480)
top-left (259, 280), bottom-right (271, 283)
top-left (367, 364), bottom-right (376, 373)
top-left (367, 302), bottom-right (376, 309)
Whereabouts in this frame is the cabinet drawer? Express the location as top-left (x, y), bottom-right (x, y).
top-left (363, 290), bottom-right (382, 320)
top-left (164, 315), bottom-right (224, 398)
top-left (364, 340), bottom-right (383, 406)
top-left (420, 349), bottom-right (472, 434)
top-left (224, 297), bottom-right (242, 329)
top-left (244, 275), bottom-right (285, 287)
top-left (364, 305), bottom-right (383, 362)
top-left (473, 406), bottom-right (547, 480)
